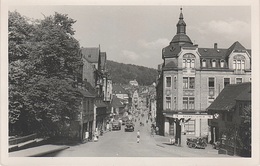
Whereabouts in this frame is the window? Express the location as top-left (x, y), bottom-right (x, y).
top-left (174, 77), bottom-right (177, 89)
top-left (166, 97), bottom-right (171, 110)
top-left (249, 78), bottom-right (251, 82)
top-left (209, 77), bottom-right (215, 96)
top-left (202, 59), bottom-right (206, 67)
top-left (183, 97), bottom-right (188, 110)
top-left (186, 120), bottom-right (195, 134)
top-left (212, 60), bottom-right (216, 67)
top-left (191, 59), bottom-right (195, 68)
top-left (183, 77), bottom-right (195, 89)
top-left (220, 60), bottom-right (225, 68)
top-left (233, 54), bottom-right (245, 70)
top-left (224, 78), bottom-right (230, 87)
top-left (189, 77), bottom-right (195, 89)
top-left (241, 60), bottom-right (245, 70)
top-left (183, 97), bottom-right (195, 110)
top-left (173, 97), bottom-right (177, 110)
top-left (183, 59), bottom-right (186, 68)
top-left (233, 60), bottom-right (236, 69)
top-left (236, 78), bottom-right (242, 84)
top-left (183, 54), bottom-right (195, 69)
top-left (183, 77), bottom-right (188, 89)
top-left (166, 77), bottom-right (171, 87)
top-left (188, 97), bottom-right (195, 110)
top-left (209, 77), bottom-right (215, 87)
top-left (237, 60), bottom-right (241, 69)
top-left (187, 59), bottom-right (191, 68)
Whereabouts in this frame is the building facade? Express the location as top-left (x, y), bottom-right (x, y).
top-left (207, 82), bottom-right (251, 156)
top-left (81, 46), bottom-right (112, 136)
top-left (156, 9), bottom-right (251, 144)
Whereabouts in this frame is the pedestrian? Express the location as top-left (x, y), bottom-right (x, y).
top-left (137, 130), bottom-right (140, 143)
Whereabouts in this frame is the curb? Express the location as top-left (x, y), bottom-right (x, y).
top-left (9, 145), bottom-right (70, 157)
top-left (29, 146), bottom-right (70, 157)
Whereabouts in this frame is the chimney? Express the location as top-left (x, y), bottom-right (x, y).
top-left (214, 43), bottom-right (218, 50)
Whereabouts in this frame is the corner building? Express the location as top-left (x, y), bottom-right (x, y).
top-left (156, 9), bottom-right (251, 144)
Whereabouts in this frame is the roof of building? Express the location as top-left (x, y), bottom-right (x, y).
top-left (171, 34), bottom-right (193, 45)
top-left (236, 85), bottom-right (251, 101)
top-left (77, 89), bottom-right (95, 98)
top-left (198, 48), bottom-right (227, 59)
top-left (113, 84), bottom-right (128, 94)
top-left (100, 52), bottom-right (106, 70)
top-left (81, 47), bottom-right (99, 63)
top-left (83, 81), bottom-right (96, 95)
top-left (164, 61), bottom-right (178, 69)
top-left (111, 95), bottom-right (125, 108)
top-left (95, 100), bottom-right (108, 108)
top-left (207, 82), bottom-right (251, 111)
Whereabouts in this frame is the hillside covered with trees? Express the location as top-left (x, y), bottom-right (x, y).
top-left (106, 60), bottom-right (158, 86)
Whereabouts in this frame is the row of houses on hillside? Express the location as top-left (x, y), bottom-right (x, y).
top-left (156, 8), bottom-right (251, 154)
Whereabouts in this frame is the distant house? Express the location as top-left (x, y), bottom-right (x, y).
top-left (112, 84), bottom-right (129, 103)
top-left (111, 95), bottom-right (126, 119)
top-left (207, 82), bottom-right (251, 156)
top-left (129, 79), bottom-right (138, 86)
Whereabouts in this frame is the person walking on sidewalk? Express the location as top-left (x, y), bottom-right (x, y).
top-left (137, 130), bottom-right (140, 143)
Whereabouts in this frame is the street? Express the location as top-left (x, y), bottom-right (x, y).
top-left (45, 113), bottom-right (233, 157)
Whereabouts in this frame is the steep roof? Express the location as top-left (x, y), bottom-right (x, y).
top-left (95, 100), bottom-right (108, 108)
top-left (198, 48), bottom-right (227, 59)
top-left (100, 52), bottom-right (106, 70)
top-left (81, 47), bottom-right (99, 63)
top-left (77, 89), bottom-right (95, 98)
top-left (111, 95), bottom-right (125, 108)
top-left (162, 44), bottom-right (182, 58)
top-left (113, 84), bottom-right (128, 94)
top-left (236, 85), bottom-right (251, 101)
top-left (164, 61), bottom-right (178, 69)
top-left (207, 82), bottom-right (251, 111)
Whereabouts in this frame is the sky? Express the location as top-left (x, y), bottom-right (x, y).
top-left (8, 5), bottom-right (251, 69)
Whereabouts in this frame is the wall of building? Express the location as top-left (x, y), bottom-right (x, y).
top-left (82, 58), bottom-right (95, 87)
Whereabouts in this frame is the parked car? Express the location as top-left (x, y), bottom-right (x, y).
top-left (112, 120), bottom-right (121, 130)
top-left (186, 137), bottom-right (207, 149)
top-left (125, 122), bottom-right (134, 132)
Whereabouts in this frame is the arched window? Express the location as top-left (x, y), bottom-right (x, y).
top-left (220, 59), bottom-right (225, 68)
top-left (233, 54), bottom-right (246, 70)
top-left (212, 59), bottom-right (216, 68)
top-left (183, 53), bottom-right (196, 69)
top-left (202, 59), bottom-right (206, 67)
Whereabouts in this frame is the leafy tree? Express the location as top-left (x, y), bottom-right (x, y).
top-left (9, 11), bottom-right (83, 137)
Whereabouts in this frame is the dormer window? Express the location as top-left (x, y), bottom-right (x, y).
top-left (202, 59), bottom-right (206, 67)
top-left (212, 59), bottom-right (216, 68)
top-left (233, 54), bottom-right (246, 70)
top-left (220, 60), bottom-right (225, 68)
top-left (183, 53), bottom-right (195, 69)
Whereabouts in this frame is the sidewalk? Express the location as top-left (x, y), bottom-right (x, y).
top-left (152, 134), bottom-right (235, 157)
top-left (9, 144), bottom-right (69, 157)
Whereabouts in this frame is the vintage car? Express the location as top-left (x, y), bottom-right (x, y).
top-left (124, 122), bottom-right (134, 132)
top-left (186, 137), bottom-right (207, 149)
top-left (112, 120), bottom-right (121, 130)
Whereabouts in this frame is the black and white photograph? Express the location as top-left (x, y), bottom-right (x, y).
top-left (1, 0), bottom-right (259, 166)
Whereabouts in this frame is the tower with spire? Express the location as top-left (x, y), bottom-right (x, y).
top-left (170, 8), bottom-right (193, 45)
top-left (157, 7), bottom-right (251, 150)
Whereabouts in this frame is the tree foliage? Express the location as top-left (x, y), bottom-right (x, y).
top-left (9, 11), bottom-right (83, 137)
